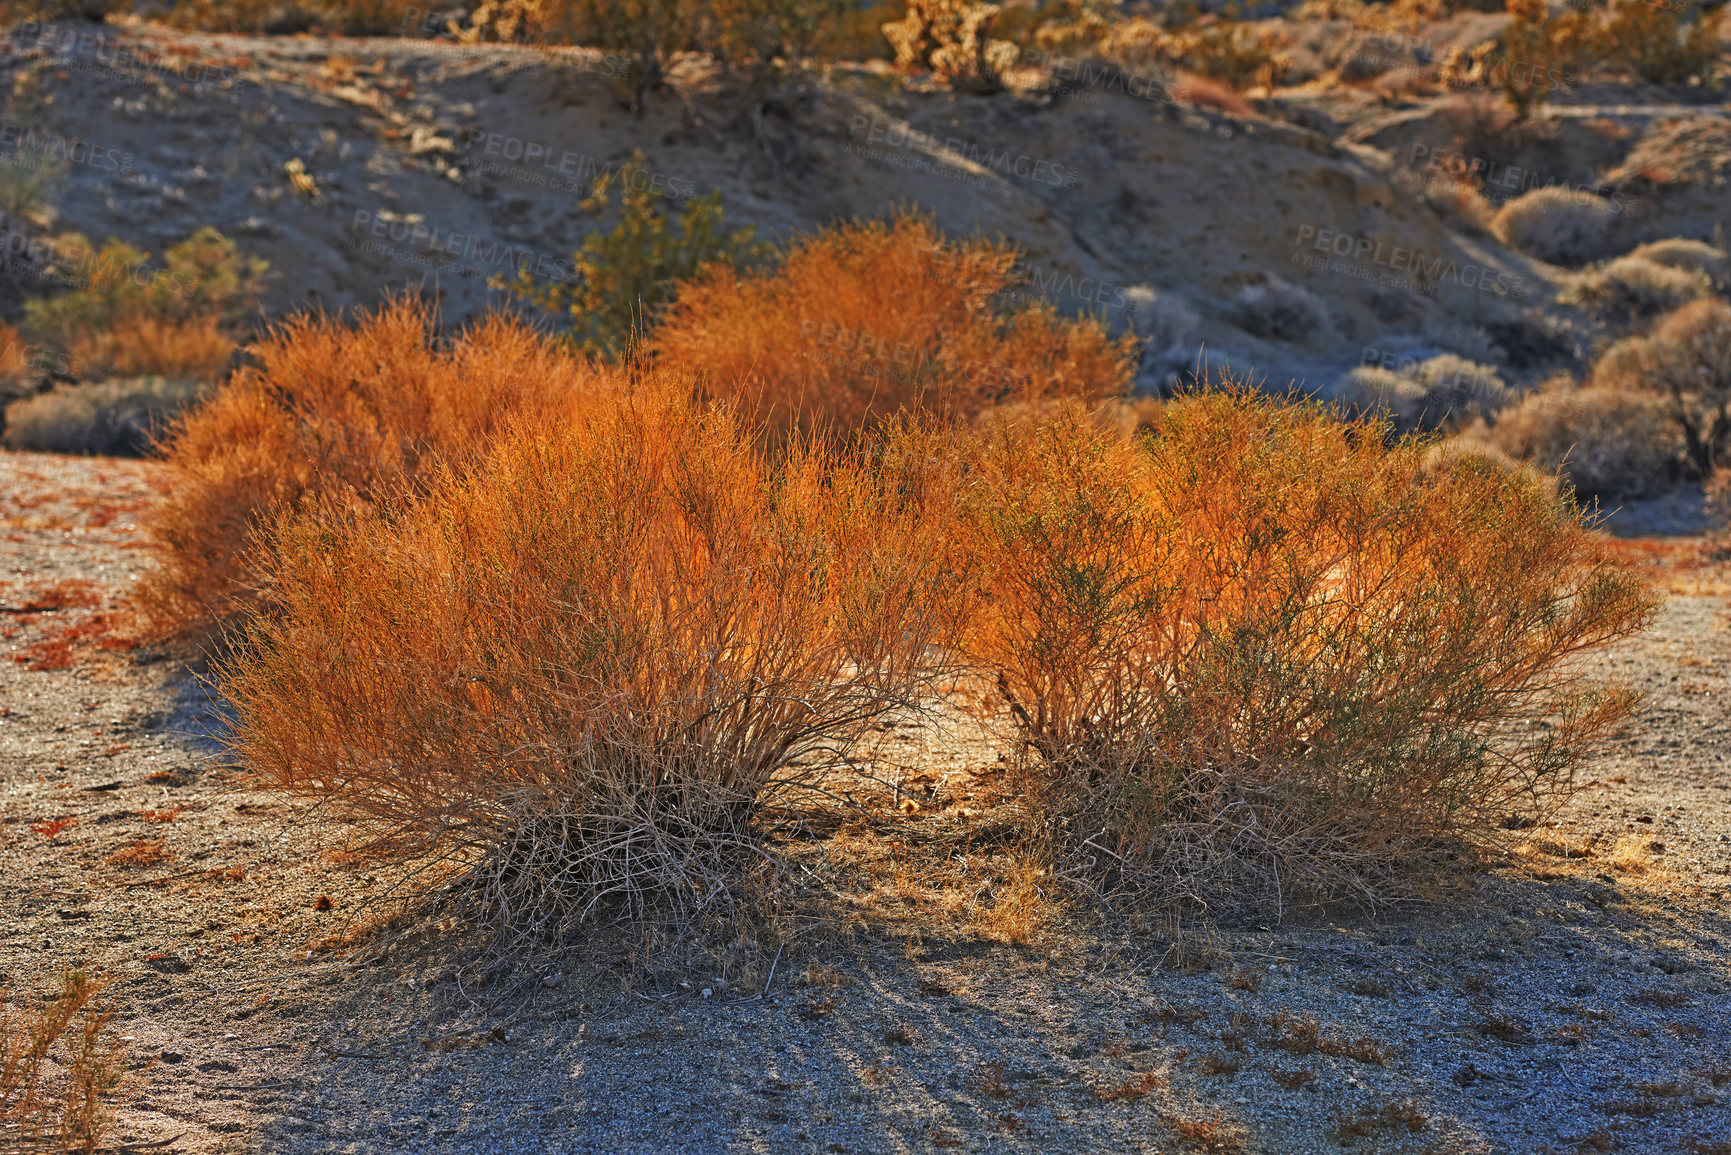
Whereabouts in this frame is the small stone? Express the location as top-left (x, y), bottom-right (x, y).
top-left (161, 1050), bottom-right (183, 1063)
top-left (701, 988), bottom-right (713, 999)
top-left (542, 974), bottom-right (562, 988)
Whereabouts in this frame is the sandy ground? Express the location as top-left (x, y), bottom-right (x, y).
top-left (2, 448), bottom-right (1729, 1155)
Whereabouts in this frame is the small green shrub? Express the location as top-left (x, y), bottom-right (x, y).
top-left (494, 152), bottom-right (764, 359)
top-left (1596, 0), bottom-right (1722, 86)
top-left (23, 227), bottom-right (265, 383)
top-left (1494, 0), bottom-right (1597, 119)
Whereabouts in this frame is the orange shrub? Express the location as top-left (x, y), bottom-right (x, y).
top-left (139, 299), bottom-right (595, 641)
top-left (68, 315), bottom-right (236, 384)
top-left (651, 214), bottom-right (1134, 438)
top-left (946, 391), bottom-right (1655, 908)
top-left (219, 375), bottom-right (961, 937)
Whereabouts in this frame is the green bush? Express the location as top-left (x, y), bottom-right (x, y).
top-left (494, 152), bottom-right (765, 359)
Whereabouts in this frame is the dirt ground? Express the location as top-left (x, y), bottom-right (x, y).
top-left (2, 448), bottom-right (1729, 1155)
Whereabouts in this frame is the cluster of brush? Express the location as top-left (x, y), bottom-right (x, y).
top-left (138, 218), bottom-right (1655, 945)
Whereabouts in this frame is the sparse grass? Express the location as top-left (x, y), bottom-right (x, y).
top-left (948, 391), bottom-right (1654, 910)
top-left (971, 1060), bottom-right (1010, 1099)
top-left (103, 840), bottom-right (170, 868)
top-left (1270, 1065), bottom-right (1316, 1090)
top-left (1199, 1052), bottom-right (1241, 1077)
top-left (0, 970), bottom-right (126, 1155)
top-left (1224, 965), bottom-right (1263, 993)
top-left (1475, 1013), bottom-right (1533, 1044)
top-left (1161, 1107), bottom-right (1242, 1151)
top-left (1264, 1011), bottom-right (1393, 1065)
top-left (976, 852), bottom-right (1050, 946)
top-left (1333, 1097), bottom-right (1427, 1142)
top-left (1094, 1070), bottom-right (1165, 1101)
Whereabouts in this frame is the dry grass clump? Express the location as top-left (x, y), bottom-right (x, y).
top-left (3, 376), bottom-right (212, 456)
top-left (651, 214), bottom-right (1133, 439)
top-left (1232, 275), bottom-right (1333, 345)
top-left (1626, 239), bottom-right (1728, 292)
top-left (1, 970), bottom-right (126, 1155)
top-left (949, 391), bottom-right (1654, 910)
top-left (1564, 256), bottom-right (1713, 323)
top-left (1341, 356), bottom-right (1509, 434)
top-left (220, 375), bottom-right (959, 940)
top-left (139, 299), bottom-right (594, 642)
top-left (1491, 188), bottom-right (1615, 267)
top-left (1589, 300), bottom-right (1731, 477)
top-left (1463, 379), bottom-right (1681, 500)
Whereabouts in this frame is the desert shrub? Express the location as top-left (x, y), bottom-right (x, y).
top-left (1, 969), bottom-right (126, 1155)
top-left (1409, 354), bottom-right (1508, 426)
top-left (495, 151), bottom-right (763, 359)
top-left (1595, 0), bottom-right (1721, 86)
top-left (882, 0), bottom-right (1021, 89)
top-left (0, 155), bottom-right (61, 228)
top-left (1626, 238), bottom-right (1727, 292)
top-left (3, 377), bottom-right (210, 456)
top-left (1466, 380), bottom-right (1680, 499)
top-left (1706, 466), bottom-right (1731, 556)
top-left (1233, 275), bottom-right (1333, 344)
top-left (1334, 366), bottom-right (1429, 429)
top-left (139, 299), bottom-right (594, 641)
top-left (950, 391), bottom-right (1653, 909)
top-left (651, 213), bottom-right (1134, 437)
top-left (220, 378), bottom-right (958, 939)
top-left (1164, 17), bottom-right (1291, 90)
top-left (1591, 299), bottom-right (1731, 475)
top-left (165, 0), bottom-right (423, 35)
top-left (1125, 286), bottom-right (1202, 392)
top-left (1563, 255), bottom-right (1712, 322)
top-left (23, 227), bottom-right (265, 383)
top-left (1493, 0), bottom-right (1596, 118)
top-left (0, 323), bottom-right (31, 393)
top-left (1491, 187), bottom-right (1614, 266)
